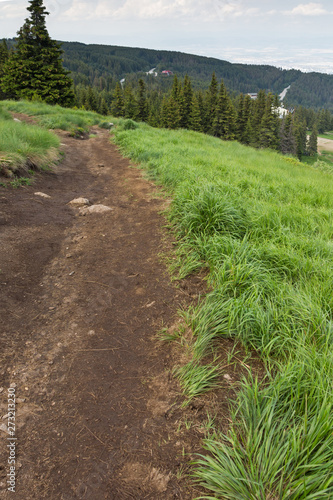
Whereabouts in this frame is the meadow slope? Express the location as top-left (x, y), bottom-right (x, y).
top-left (113, 121), bottom-right (333, 498)
top-left (1, 101), bottom-right (333, 498)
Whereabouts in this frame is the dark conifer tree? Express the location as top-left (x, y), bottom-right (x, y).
top-left (294, 117), bottom-right (307, 160)
top-left (259, 93), bottom-right (279, 150)
top-left (212, 79), bottom-right (236, 140)
top-left (111, 82), bottom-right (125, 117)
top-left (236, 93), bottom-right (249, 142)
top-left (189, 94), bottom-right (203, 132)
top-left (241, 94), bottom-right (252, 144)
top-left (0, 40), bottom-right (9, 100)
top-left (250, 89), bottom-right (266, 147)
top-left (1, 0), bottom-right (74, 106)
top-left (100, 98), bottom-right (109, 116)
top-left (161, 95), bottom-right (181, 129)
top-left (204, 72), bottom-right (219, 134)
top-left (280, 113), bottom-right (296, 155)
top-left (171, 75), bottom-right (181, 101)
top-left (179, 74), bottom-right (193, 129)
top-left (124, 85), bottom-right (136, 119)
top-left (307, 125), bottom-right (318, 156)
top-left (136, 78), bottom-right (148, 122)
top-left (84, 86), bottom-right (98, 112)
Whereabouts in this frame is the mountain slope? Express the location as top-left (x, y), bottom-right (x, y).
top-left (5, 39), bottom-right (333, 110)
top-left (60, 42), bottom-right (333, 110)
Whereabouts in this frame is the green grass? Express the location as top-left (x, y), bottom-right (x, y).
top-left (112, 122), bottom-right (333, 498)
top-left (1, 100), bottom-right (112, 133)
top-left (318, 131), bottom-right (333, 141)
top-left (0, 103), bottom-right (60, 177)
top-left (0, 100), bottom-right (118, 178)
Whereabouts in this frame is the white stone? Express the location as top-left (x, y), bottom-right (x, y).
top-left (35, 192), bottom-right (51, 199)
top-left (68, 197), bottom-right (90, 207)
top-left (79, 204), bottom-right (113, 215)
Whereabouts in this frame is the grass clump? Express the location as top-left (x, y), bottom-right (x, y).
top-left (195, 344), bottom-right (333, 499)
top-left (175, 360), bottom-right (221, 404)
top-left (0, 112), bottom-right (60, 177)
top-left (112, 122), bottom-right (333, 497)
top-left (1, 100), bottom-right (116, 134)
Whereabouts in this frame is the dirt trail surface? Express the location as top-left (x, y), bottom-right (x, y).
top-left (318, 136), bottom-right (333, 153)
top-left (0, 126), bottom-right (213, 499)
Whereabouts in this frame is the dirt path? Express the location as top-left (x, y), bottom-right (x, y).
top-left (0, 128), bottom-right (212, 499)
top-left (318, 136), bottom-right (333, 153)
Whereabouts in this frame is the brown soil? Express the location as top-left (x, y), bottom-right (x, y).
top-left (0, 125), bottom-right (262, 499)
top-left (318, 136), bottom-right (333, 153)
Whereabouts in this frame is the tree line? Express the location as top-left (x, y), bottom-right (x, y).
top-left (79, 73), bottom-right (325, 159)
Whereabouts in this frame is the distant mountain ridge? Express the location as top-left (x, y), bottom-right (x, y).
top-left (6, 39), bottom-right (333, 111)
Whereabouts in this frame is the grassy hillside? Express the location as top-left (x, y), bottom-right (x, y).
top-left (113, 122), bottom-right (333, 498)
top-left (1, 99), bottom-right (332, 496)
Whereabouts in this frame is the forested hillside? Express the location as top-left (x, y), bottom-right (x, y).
top-left (59, 42), bottom-right (333, 111)
top-left (4, 39), bottom-right (333, 111)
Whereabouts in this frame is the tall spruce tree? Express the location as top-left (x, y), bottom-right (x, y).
top-left (307, 126), bottom-right (318, 156)
top-left (111, 82), bottom-right (125, 117)
top-left (124, 85), bottom-right (136, 119)
top-left (280, 113), bottom-right (296, 156)
top-left (136, 78), bottom-right (148, 122)
top-left (250, 89), bottom-right (266, 147)
top-left (212, 79), bottom-right (236, 140)
top-left (179, 75), bottom-right (193, 129)
top-left (259, 93), bottom-right (279, 150)
top-left (0, 40), bottom-right (9, 100)
top-left (189, 94), bottom-right (203, 132)
top-left (204, 72), bottom-right (219, 134)
top-left (1, 0), bottom-right (74, 106)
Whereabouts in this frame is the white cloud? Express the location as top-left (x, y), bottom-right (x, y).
top-left (285, 2), bottom-right (328, 16)
top-left (0, 3), bottom-right (25, 18)
top-left (62, 0), bottom-right (260, 22)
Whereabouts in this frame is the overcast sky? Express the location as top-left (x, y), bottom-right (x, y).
top-left (1, 1), bottom-right (333, 73)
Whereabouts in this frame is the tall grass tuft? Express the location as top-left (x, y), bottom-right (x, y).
top-left (0, 116), bottom-right (60, 176)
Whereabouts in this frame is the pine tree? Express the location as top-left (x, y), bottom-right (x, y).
top-left (179, 75), bottom-right (193, 129)
top-left (111, 82), bottom-right (125, 117)
top-left (250, 89), bottom-right (266, 147)
top-left (241, 94), bottom-right (252, 144)
top-left (100, 98), bottom-right (109, 116)
top-left (171, 75), bottom-right (181, 101)
top-left (136, 78), bottom-right (148, 122)
top-left (307, 126), bottom-right (318, 156)
top-left (189, 94), bottom-right (203, 132)
top-left (84, 86), bottom-right (98, 112)
top-left (124, 85), bottom-right (136, 119)
top-left (259, 93), bottom-right (279, 150)
top-left (0, 40), bottom-right (9, 100)
top-left (236, 93), bottom-right (249, 142)
top-left (161, 95), bottom-right (181, 129)
top-left (204, 72), bottom-right (219, 134)
top-left (294, 117), bottom-right (307, 160)
top-left (1, 0), bottom-right (74, 106)
top-left (212, 79), bottom-right (236, 140)
top-left (280, 113), bottom-right (296, 156)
